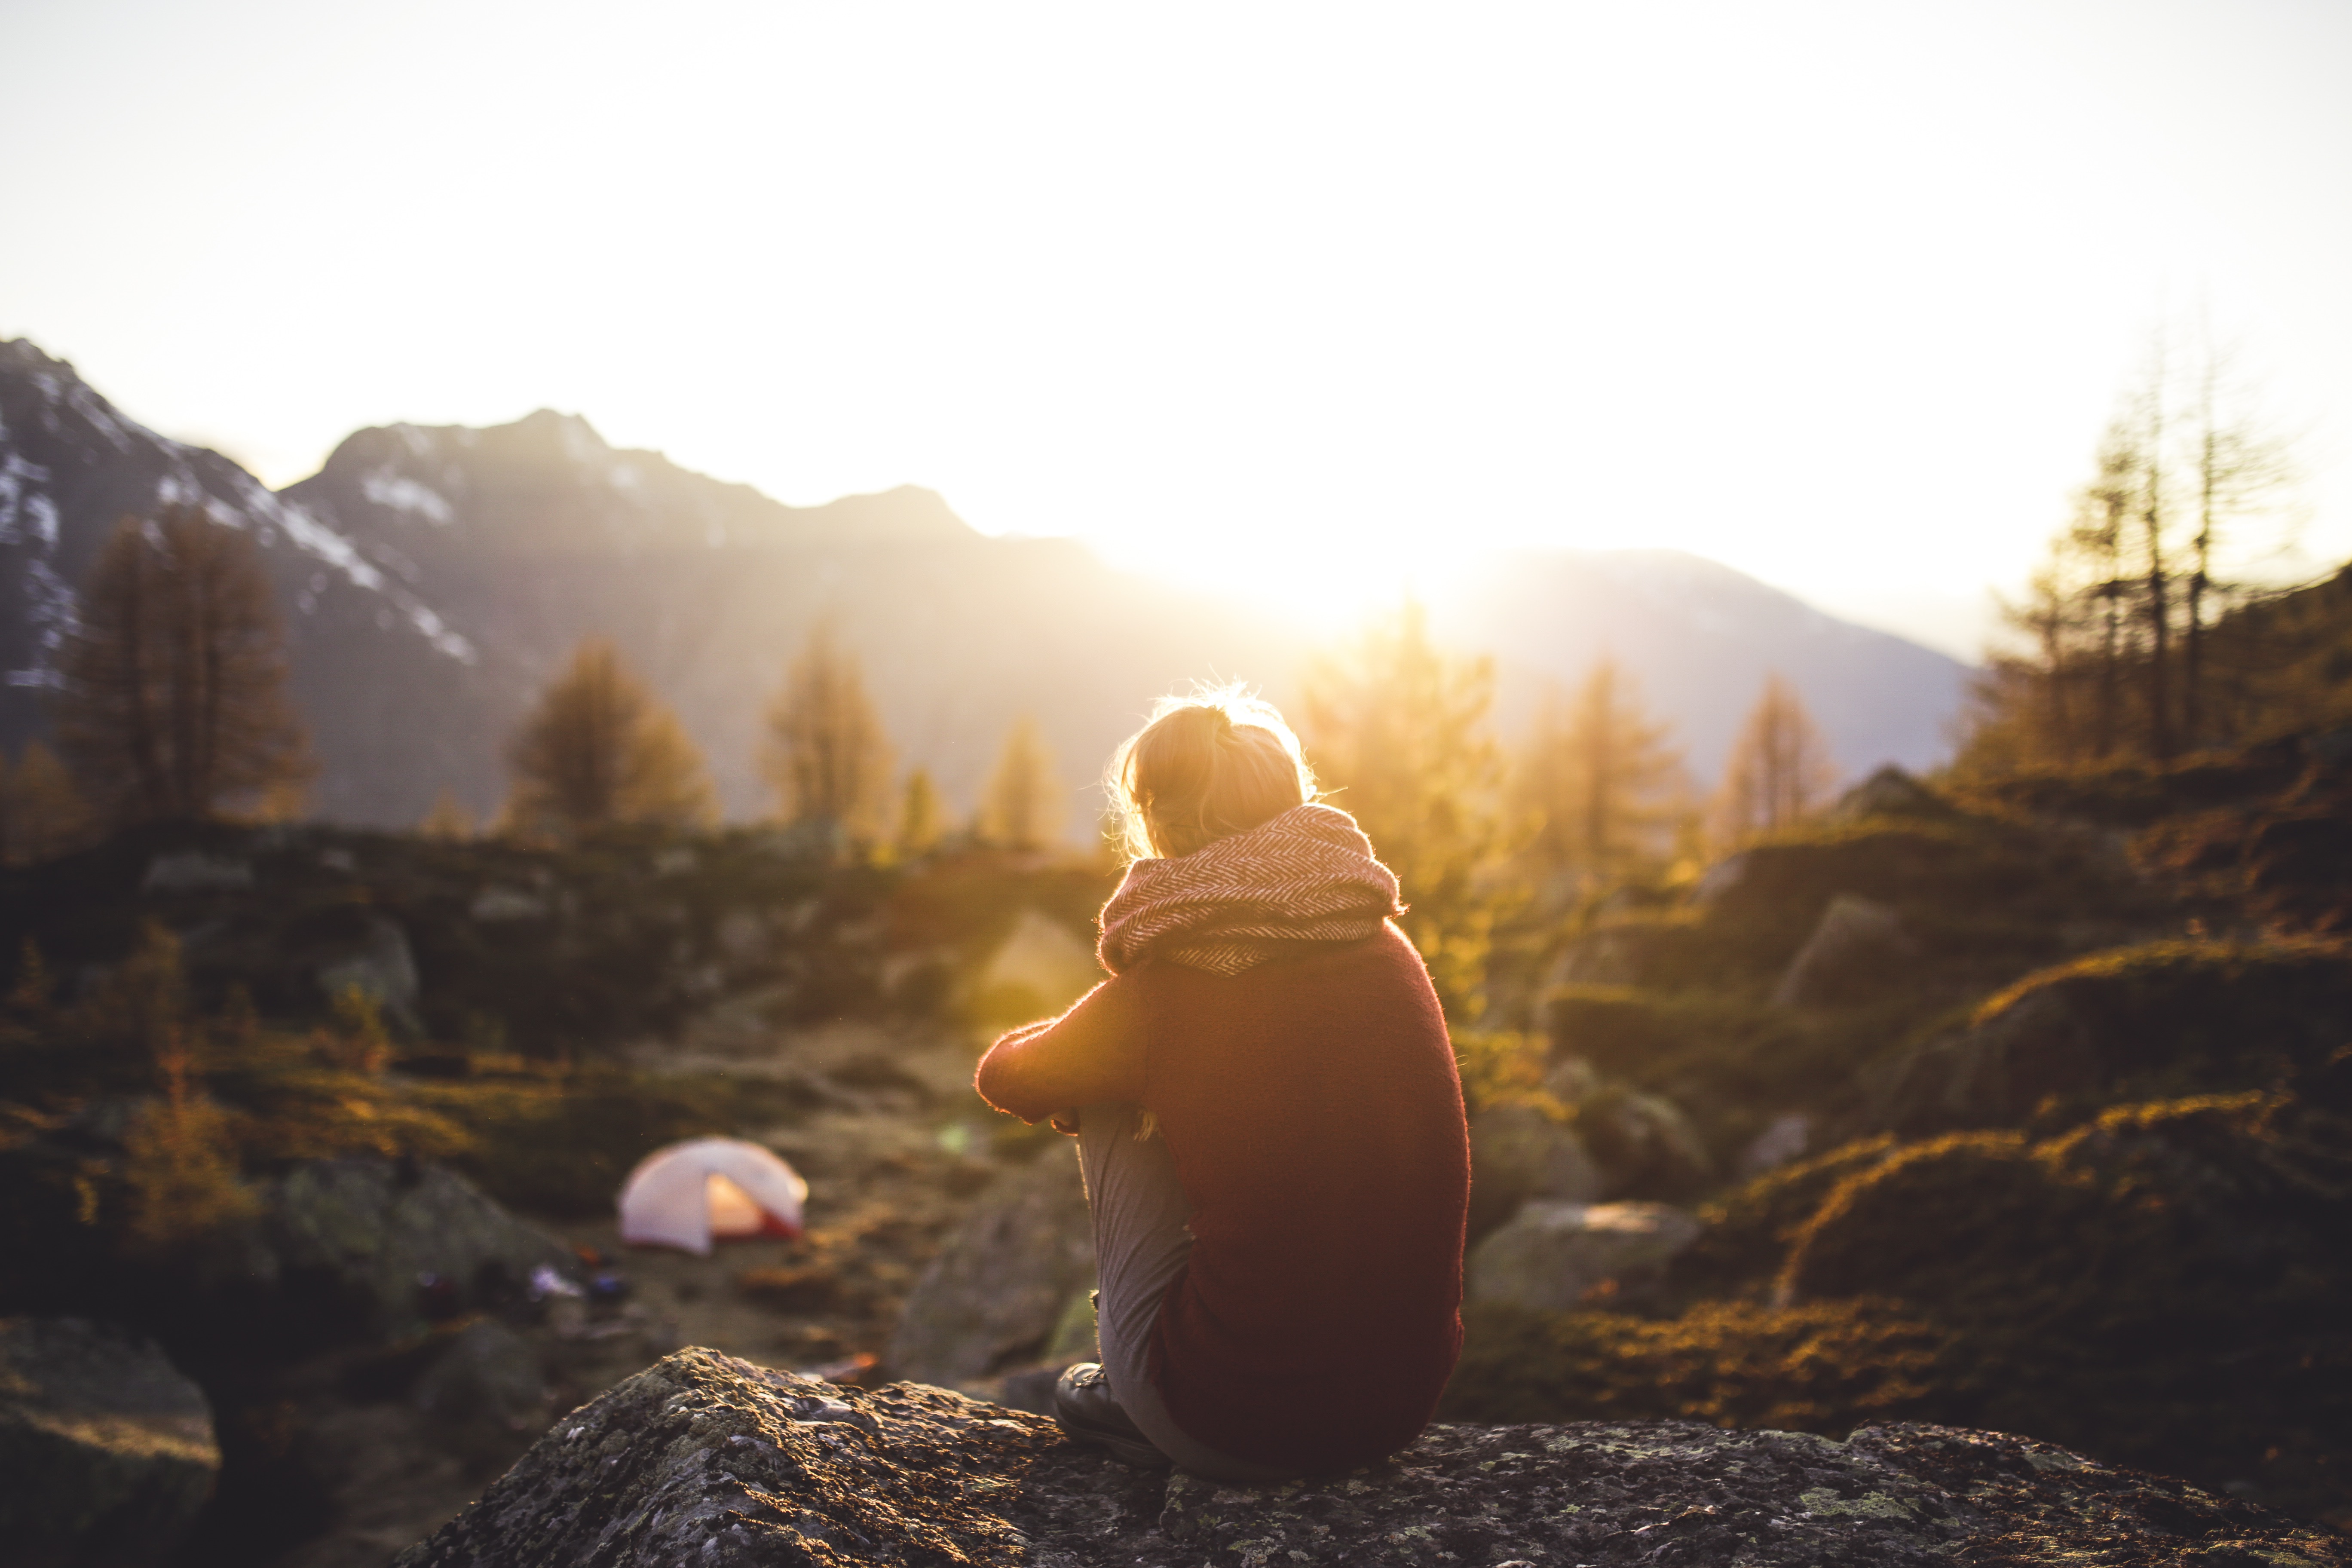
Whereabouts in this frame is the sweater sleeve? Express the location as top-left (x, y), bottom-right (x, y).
top-left (973, 975), bottom-right (1148, 1124)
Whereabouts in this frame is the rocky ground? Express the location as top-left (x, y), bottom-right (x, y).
top-left (392, 1346), bottom-right (2352, 1568)
top-left (261, 1017), bottom-right (1014, 1568)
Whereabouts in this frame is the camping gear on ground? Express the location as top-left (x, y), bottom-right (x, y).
top-left (617, 1137), bottom-right (808, 1255)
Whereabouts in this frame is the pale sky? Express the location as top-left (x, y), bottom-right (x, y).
top-left (4, 0), bottom-right (2348, 657)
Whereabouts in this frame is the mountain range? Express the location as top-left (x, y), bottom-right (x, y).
top-left (0, 337), bottom-right (1971, 830)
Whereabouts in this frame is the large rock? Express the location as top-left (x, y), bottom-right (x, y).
top-left (1858, 986), bottom-right (2093, 1135)
top-left (413, 1318), bottom-right (551, 1436)
top-left (267, 1158), bottom-right (580, 1340)
top-left (313, 913), bottom-right (422, 1022)
top-left (0, 1317), bottom-right (221, 1568)
top-left (1858, 940), bottom-right (2352, 1137)
top-left (1467, 1199), bottom-right (1703, 1312)
top-left (1830, 765), bottom-right (1958, 823)
top-left (887, 1140), bottom-right (1095, 1387)
top-left (1466, 1103), bottom-right (1601, 1240)
top-left (1770, 894), bottom-right (1916, 1008)
top-left (392, 1347), bottom-right (2352, 1566)
top-left (1580, 1087), bottom-right (1714, 1200)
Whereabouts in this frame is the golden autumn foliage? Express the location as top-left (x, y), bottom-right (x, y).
top-left (504, 639), bottom-right (717, 839)
top-left (762, 625), bottom-right (895, 838)
top-left (978, 716), bottom-right (1063, 850)
top-left (54, 505), bottom-right (313, 827)
top-left (1712, 674), bottom-right (1837, 845)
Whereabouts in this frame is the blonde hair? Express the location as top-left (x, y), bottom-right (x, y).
top-left (1107, 685), bottom-right (1319, 861)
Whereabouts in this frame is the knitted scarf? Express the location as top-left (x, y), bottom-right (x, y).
top-left (1097, 803), bottom-right (1405, 977)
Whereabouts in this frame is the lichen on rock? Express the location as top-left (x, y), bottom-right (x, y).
top-left (395, 1348), bottom-right (2352, 1567)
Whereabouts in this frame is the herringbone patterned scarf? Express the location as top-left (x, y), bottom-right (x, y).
top-left (1097, 803), bottom-right (1404, 977)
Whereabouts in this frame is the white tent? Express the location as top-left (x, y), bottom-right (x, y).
top-left (617, 1137), bottom-right (808, 1256)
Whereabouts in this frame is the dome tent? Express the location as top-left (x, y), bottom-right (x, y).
top-left (618, 1138), bottom-right (808, 1256)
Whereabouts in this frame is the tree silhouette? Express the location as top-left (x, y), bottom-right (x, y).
top-left (1713, 674), bottom-right (1837, 844)
top-left (1302, 602), bottom-right (1502, 1014)
top-left (504, 639), bottom-right (716, 839)
top-left (54, 505), bottom-right (312, 827)
top-left (1516, 659), bottom-right (1685, 892)
top-left (762, 624), bottom-right (894, 839)
top-left (1959, 333), bottom-right (2298, 773)
top-left (979, 716), bottom-right (1063, 850)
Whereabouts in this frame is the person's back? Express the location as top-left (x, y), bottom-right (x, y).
top-left (1139, 926), bottom-right (1466, 1470)
top-left (974, 688), bottom-right (1469, 1478)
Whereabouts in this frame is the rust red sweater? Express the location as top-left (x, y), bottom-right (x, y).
top-left (974, 922), bottom-right (1469, 1473)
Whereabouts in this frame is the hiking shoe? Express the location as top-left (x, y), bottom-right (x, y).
top-left (1053, 1363), bottom-right (1169, 1469)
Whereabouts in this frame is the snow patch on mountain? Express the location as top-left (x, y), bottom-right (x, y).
top-left (360, 470), bottom-right (456, 525)
top-left (9, 557), bottom-right (75, 688)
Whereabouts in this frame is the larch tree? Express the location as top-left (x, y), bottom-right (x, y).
top-left (1516, 659), bottom-right (1685, 891)
top-left (761, 625), bottom-right (894, 839)
top-left (418, 788), bottom-right (475, 841)
top-left (896, 766), bottom-right (944, 856)
top-left (0, 741), bottom-right (90, 865)
top-left (978, 716), bottom-right (1063, 850)
top-left (1713, 674), bottom-right (1837, 844)
top-left (504, 639), bottom-right (717, 840)
top-left (1955, 331), bottom-right (2297, 775)
top-left (1302, 601), bottom-right (1504, 1015)
top-left (54, 506), bottom-right (312, 827)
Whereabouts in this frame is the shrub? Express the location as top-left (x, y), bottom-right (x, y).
top-left (1775, 1094), bottom-right (2352, 1511)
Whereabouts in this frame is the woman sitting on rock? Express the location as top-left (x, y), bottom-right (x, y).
top-left (974, 689), bottom-right (1470, 1479)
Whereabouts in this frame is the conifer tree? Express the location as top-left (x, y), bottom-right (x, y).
top-left (1958, 332), bottom-right (2297, 774)
top-left (762, 625), bottom-right (894, 838)
top-left (0, 741), bottom-right (89, 864)
top-left (1713, 674), bottom-right (1837, 844)
top-left (1516, 659), bottom-right (1685, 891)
top-left (418, 788), bottom-right (475, 840)
top-left (896, 766), bottom-right (944, 856)
top-left (504, 639), bottom-right (716, 840)
top-left (979, 717), bottom-right (1063, 850)
top-left (54, 505), bottom-right (312, 827)
top-left (1302, 602), bottom-right (1503, 1014)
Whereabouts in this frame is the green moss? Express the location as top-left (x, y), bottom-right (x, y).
top-left (1971, 937), bottom-right (2352, 1116)
top-left (1670, 1136), bottom-right (1900, 1299)
top-left (1439, 1299), bottom-right (1961, 1434)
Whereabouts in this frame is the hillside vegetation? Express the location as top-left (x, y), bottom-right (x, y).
top-left (1440, 733), bottom-right (2352, 1527)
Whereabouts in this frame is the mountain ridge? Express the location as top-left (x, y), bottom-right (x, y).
top-left (1, 337), bottom-right (1970, 828)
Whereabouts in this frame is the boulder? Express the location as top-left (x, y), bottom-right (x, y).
top-left (267, 1159), bottom-right (581, 1341)
top-left (1737, 1110), bottom-right (1813, 1178)
top-left (468, 885), bottom-right (550, 922)
top-left (1467, 1199), bottom-right (1702, 1312)
top-left (1859, 940), bottom-right (2352, 1136)
top-left (0, 1317), bottom-right (220, 1568)
top-left (141, 851), bottom-right (254, 893)
top-left (1690, 850), bottom-right (1751, 906)
top-left (1830, 765), bottom-right (1957, 823)
top-left (1466, 1103), bottom-right (1601, 1240)
top-left (391, 1347), bottom-right (2352, 1567)
top-left (413, 1318), bottom-right (551, 1436)
top-left (1581, 1087), bottom-right (1714, 1199)
top-left (887, 1139), bottom-right (1096, 1386)
top-left (1859, 986), bottom-right (2097, 1136)
top-left (314, 913), bottom-right (421, 1021)
top-left (1770, 894), bottom-right (1915, 1008)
